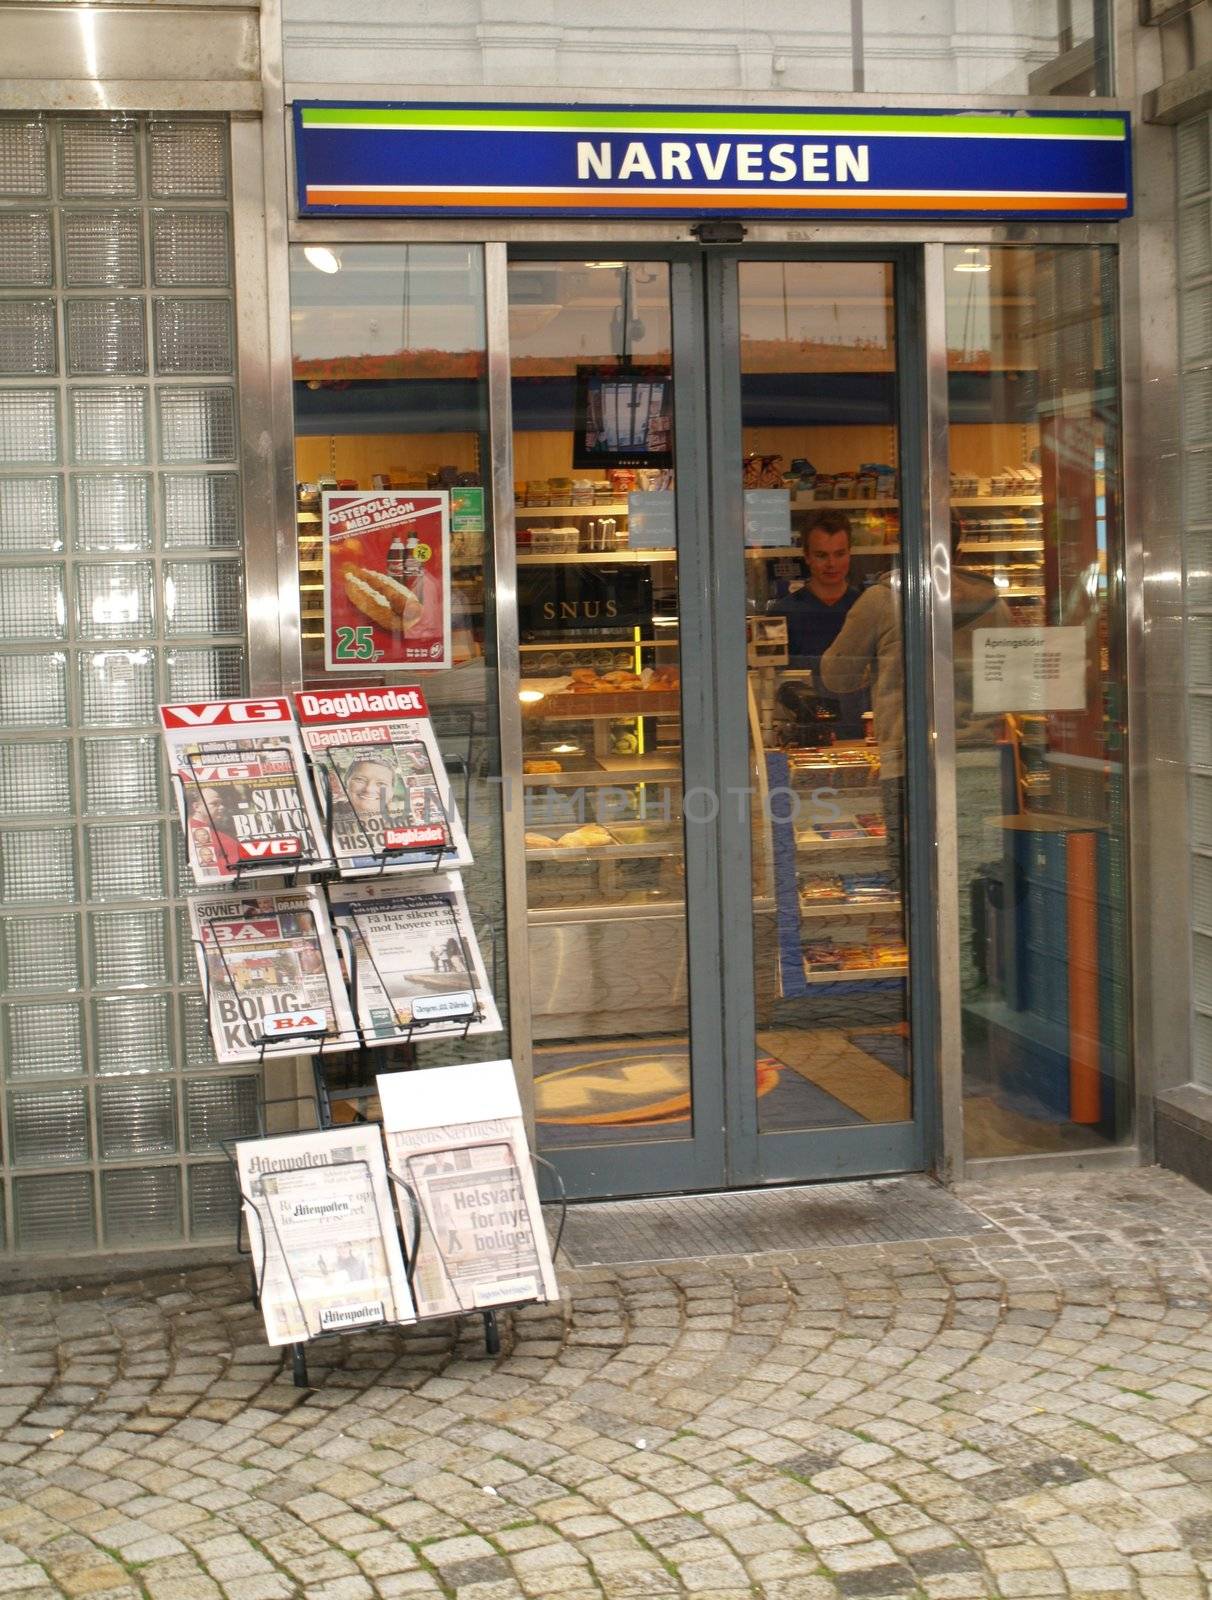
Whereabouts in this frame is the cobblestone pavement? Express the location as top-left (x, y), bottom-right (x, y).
top-left (5, 1168), bottom-right (1212, 1599)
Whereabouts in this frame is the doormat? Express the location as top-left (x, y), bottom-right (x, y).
top-left (534, 1043), bottom-right (862, 1149)
top-left (557, 1174), bottom-right (995, 1265)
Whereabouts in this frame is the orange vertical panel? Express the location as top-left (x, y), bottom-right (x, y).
top-left (1066, 831), bottom-right (1101, 1124)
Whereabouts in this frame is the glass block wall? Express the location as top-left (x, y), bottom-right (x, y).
top-left (1180, 116), bottom-right (1212, 1089)
top-left (0, 115), bottom-right (254, 1254)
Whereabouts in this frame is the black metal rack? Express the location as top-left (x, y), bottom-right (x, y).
top-left (227, 1128), bottom-right (564, 1386)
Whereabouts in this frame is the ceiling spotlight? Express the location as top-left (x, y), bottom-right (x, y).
top-left (953, 246), bottom-right (991, 274)
top-left (303, 246), bottom-right (341, 275)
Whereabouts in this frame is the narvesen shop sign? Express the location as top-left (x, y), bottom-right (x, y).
top-left (294, 102), bottom-right (1132, 222)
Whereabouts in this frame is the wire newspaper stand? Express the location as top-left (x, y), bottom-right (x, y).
top-left (164, 696), bottom-right (550, 1386)
top-left (398, 1139), bottom-right (567, 1352)
top-left (227, 1130), bottom-right (564, 1385)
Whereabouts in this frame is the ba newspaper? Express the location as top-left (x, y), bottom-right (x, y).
top-left (189, 885), bottom-right (356, 1062)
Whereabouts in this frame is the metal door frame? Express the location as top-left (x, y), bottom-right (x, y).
top-left (499, 242), bottom-right (944, 1196)
top-left (705, 245), bottom-right (934, 1185)
top-left (501, 244), bottom-right (727, 1198)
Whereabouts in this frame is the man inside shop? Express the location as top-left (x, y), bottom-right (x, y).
top-left (767, 511), bottom-right (866, 740)
top-left (767, 511), bottom-right (861, 667)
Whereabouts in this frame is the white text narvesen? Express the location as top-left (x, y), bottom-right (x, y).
top-left (575, 141), bottom-right (871, 185)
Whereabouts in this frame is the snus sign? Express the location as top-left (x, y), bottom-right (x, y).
top-left (295, 103), bottom-right (1132, 223)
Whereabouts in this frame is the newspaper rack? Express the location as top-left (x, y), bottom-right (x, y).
top-left (310, 749), bottom-right (458, 878)
top-left (226, 1130), bottom-right (564, 1387)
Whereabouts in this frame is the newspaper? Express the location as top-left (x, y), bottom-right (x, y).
top-left (189, 886), bottom-right (356, 1063)
top-left (293, 685), bottom-right (471, 876)
top-left (237, 1125), bottom-right (414, 1346)
top-left (327, 873), bottom-right (501, 1047)
top-left (377, 1062), bottom-right (559, 1319)
top-left (160, 697), bottom-right (330, 886)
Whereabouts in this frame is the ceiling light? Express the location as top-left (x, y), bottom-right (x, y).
top-left (953, 246), bottom-right (991, 274)
top-left (304, 246), bottom-right (341, 275)
top-left (585, 261), bottom-right (625, 269)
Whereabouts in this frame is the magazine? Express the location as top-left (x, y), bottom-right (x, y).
top-left (293, 686), bottom-right (472, 876)
top-left (160, 697), bottom-right (330, 886)
top-left (237, 1125), bottom-right (414, 1346)
top-left (327, 873), bottom-right (501, 1046)
top-left (377, 1061), bottom-right (559, 1319)
top-left (189, 886), bottom-right (356, 1063)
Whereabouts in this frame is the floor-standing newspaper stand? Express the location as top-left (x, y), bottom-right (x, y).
top-left (161, 696), bottom-right (561, 1385)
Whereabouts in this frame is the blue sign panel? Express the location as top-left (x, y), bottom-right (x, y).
top-left (294, 102), bottom-right (1132, 223)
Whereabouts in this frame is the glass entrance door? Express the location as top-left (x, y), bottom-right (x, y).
top-left (508, 249), bottom-right (925, 1197)
top-left (714, 255), bottom-right (924, 1183)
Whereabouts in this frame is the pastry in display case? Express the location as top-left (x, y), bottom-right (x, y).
top-left (515, 482), bottom-right (691, 1041)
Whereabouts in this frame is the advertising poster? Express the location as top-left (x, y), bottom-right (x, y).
top-left (237, 1125), bottom-right (414, 1345)
top-left (572, 365), bottom-right (672, 470)
top-left (377, 1061), bottom-right (559, 1318)
top-left (322, 489), bottom-right (452, 673)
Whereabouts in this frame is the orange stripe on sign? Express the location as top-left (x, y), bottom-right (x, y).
top-left (306, 187), bottom-right (1128, 212)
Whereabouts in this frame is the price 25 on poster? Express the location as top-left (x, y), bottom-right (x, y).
top-left (322, 489), bottom-right (452, 672)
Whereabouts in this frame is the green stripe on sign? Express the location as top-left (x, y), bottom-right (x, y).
top-left (299, 106), bottom-right (1126, 139)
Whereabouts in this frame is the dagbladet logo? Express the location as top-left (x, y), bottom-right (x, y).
top-left (297, 688), bottom-right (426, 721)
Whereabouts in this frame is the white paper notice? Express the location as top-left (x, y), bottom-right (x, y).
top-left (973, 626), bottom-right (1087, 713)
top-left (627, 490), bottom-right (676, 550)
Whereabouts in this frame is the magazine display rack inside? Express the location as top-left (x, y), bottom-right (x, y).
top-left (228, 1132), bottom-right (564, 1387)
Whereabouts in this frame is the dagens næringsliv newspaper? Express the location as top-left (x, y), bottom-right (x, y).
top-left (292, 686), bottom-right (471, 876)
top-left (237, 1125), bottom-right (414, 1345)
top-left (327, 873), bottom-right (501, 1045)
top-left (189, 886), bottom-right (356, 1062)
top-left (377, 1062), bottom-right (558, 1318)
top-left (160, 697), bottom-right (330, 886)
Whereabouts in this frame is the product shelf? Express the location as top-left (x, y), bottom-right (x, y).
top-left (516, 502), bottom-right (630, 517)
top-left (799, 898), bottom-right (902, 919)
top-left (525, 839), bottom-right (681, 862)
top-left (802, 964), bottom-right (908, 983)
top-left (516, 549), bottom-right (674, 565)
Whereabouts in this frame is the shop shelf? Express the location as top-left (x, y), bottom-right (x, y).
top-left (958, 541), bottom-right (1043, 553)
top-left (516, 502), bottom-right (629, 517)
top-left (525, 839), bottom-right (681, 862)
top-left (522, 756), bottom-right (680, 786)
top-left (528, 899), bottom-right (686, 924)
top-left (797, 835), bottom-right (886, 851)
top-left (798, 898), bottom-right (902, 919)
top-left (951, 495), bottom-right (1044, 506)
top-left (791, 496), bottom-right (899, 509)
top-left (516, 548), bottom-right (673, 565)
top-left (802, 964), bottom-right (908, 983)
top-left (525, 688), bottom-right (680, 718)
